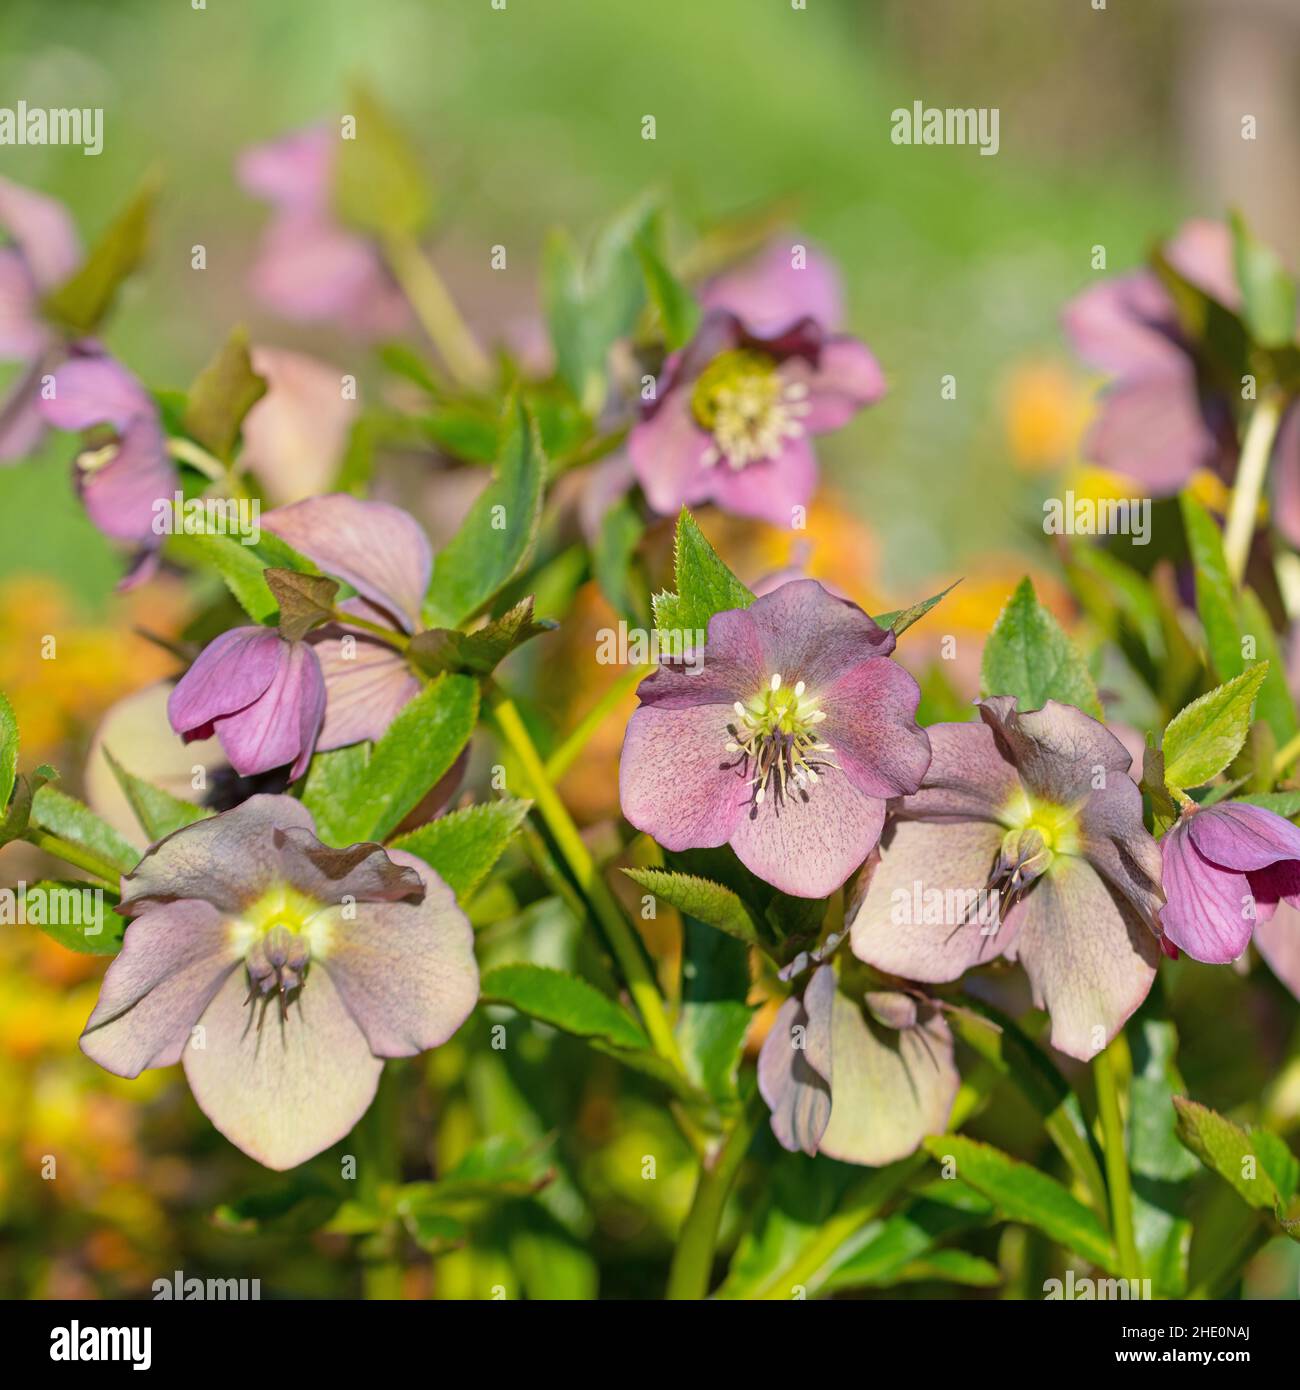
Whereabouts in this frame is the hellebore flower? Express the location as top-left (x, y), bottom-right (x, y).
top-left (629, 242), bottom-right (884, 525)
top-left (261, 493), bottom-right (428, 749)
top-left (38, 353), bottom-right (176, 583)
top-left (237, 347), bottom-right (359, 505)
top-left (758, 953), bottom-right (959, 1166)
top-left (0, 175), bottom-right (82, 460)
top-left (238, 126), bottom-right (408, 337)
top-left (169, 627), bottom-right (327, 781)
top-left (79, 795), bottom-right (478, 1170)
top-left (849, 697), bottom-right (1163, 1061)
top-left (1159, 800), bottom-right (1300, 965)
top-left (618, 579), bottom-right (931, 898)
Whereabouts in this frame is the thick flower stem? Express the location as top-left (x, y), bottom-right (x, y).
top-left (1272, 728), bottom-right (1300, 779)
top-left (544, 663), bottom-right (654, 782)
top-left (1223, 391), bottom-right (1284, 587)
top-left (1093, 1037), bottom-right (1141, 1282)
top-left (24, 831), bottom-right (122, 890)
top-left (382, 231), bottom-right (493, 392)
top-left (486, 687), bottom-right (687, 1076)
top-left (665, 1088), bottom-right (763, 1300)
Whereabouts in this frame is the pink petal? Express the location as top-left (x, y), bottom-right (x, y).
top-left (1165, 218), bottom-right (1240, 311)
top-left (77, 415), bottom-right (175, 544)
top-left (627, 390), bottom-right (718, 518)
top-left (1061, 271), bottom-right (1181, 377)
top-left (214, 639), bottom-right (325, 780)
top-left (40, 356), bottom-right (153, 432)
top-left (782, 336), bottom-right (886, 433)
top-left (168, 627), bottom-right (284, 740)
top-left (311, 624), bottom-right (421, 750)
top-left (1159, 817), bottom-right (1256, 963)
top-left (899, 719), bottom-right (1021, 822)
top-left (1187, 802), bottom-right (1300, 872)
top-left (1083, 367), bottom-right (1216, 496)
top-left (820, 655), bottom-right (930, 801)
top-left (0, 175), bottom-right (81, 291)
top-left (237, 126), bottom-right (333, 214)
top-left (700, 241), bottom-right (844, 335)
top-left (701, 431), bottom-right (819, 525)
top-left (0, 247), bottom-right (46, 358)
top-left (757, 963), bottom-right (834, 1155)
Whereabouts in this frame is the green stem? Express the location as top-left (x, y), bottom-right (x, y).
top-left (545, 664), bottom-right (653, 782)
top-left (487, 686), bottom-right (686, 1076)
top-left (331, 607), bottom-right (411, 652)
top-left (1224, 391), bottom-right (1285, 587)
top-left (382, 231), bottom-right (492, 391)
top-left (1093, 1037), bottom-right (1141, 1281)
top-left (166, 436), bottom-right (227, 480)
top-left (1187, 1218), bottom-right (1270, 1299)
top-left (1273, 727), bottom-right (1300, 779)
top-left (666, 1089), bottom-right (763, 1300)
top-left (25, 832), bottom-right (121, 889)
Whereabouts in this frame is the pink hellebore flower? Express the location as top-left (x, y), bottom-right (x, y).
top-left (618, 579), bottom-right (931, 898)
top-left (1159, 801), bottom-right (1300, 965)
top-left (849, 697), bottom-right (1164, 1061)
top-left (169, 627), bottom-right (326, 781)
top-left (261, 493), bottom-right (430, 749)
top-left (80, 796), bottom-right (478, 1170)
top-left (0, 175), bottom-right (82, 460)
top-left (757, 956), bottom-right (959, 1166)
top-left (39, 353), bottom-right (176, 583)
top-left (238, 126), bottom-right (408, 337)
top-left (629, 242), bottom-right (884, 526)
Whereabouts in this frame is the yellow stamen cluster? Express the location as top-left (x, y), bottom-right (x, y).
top-left (725, 672), bottom-right (837, 808)
top-left (690, 350), bottom-right (811, 470)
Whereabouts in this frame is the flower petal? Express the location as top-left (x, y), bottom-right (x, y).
top-left (119, 794), bottom-right (317, 915)
top-left (237, 126), bottom-right (332, 213)
top-left (0, 247), bottom-right (45, 359)
top-left (700, 241), bottom-right (843, 334)
top-left (77, 414), bottom-right (176, 544)
top-left (820, 654), bottom-right (930, 801)
top-left (757, 963), bottom-right (834, 1155)
top-left (40, 356), bottom-right (154, 432)
top-left (782, 336), bottom-right (886, 433)
top-left (184, 965), bottom-right (382, 1170)
top-left (0, 175), bottom-right (81, 291)
top-left (817, 991), bottom-right (959, 1167)
top-left (898, 719), bottom-right (1021, 822)
top-left (215, 639), bottom-right (325, 780)
top-left (728, 763), bottom-right (886, 898)
top-left (849, 818), bottom-right (1009, 980)
top-left (79, 900), bottom-right (241, 1077)
top-left (1076, 773), bottom-right (1164, 924)
top-left (1187, 802), bottom-right (1300, 872)
top-left (1061, 271), bottom-right (1181, 377)
top-left (1005, 855), bottom-right (1159, 1060)
top-left (314, 849), bottom-right (478, 1057)
top-left (1159, 817), bottom-right (1256, 963)
top-left (745, 579), bottom-right (896, 690)
top-left (310, 623), bottom-right (421, 749)
top-left (702, 432), bottom-right (818, 526)
top-left (628, 390), bottom-right (717, 518)
top-left (977, 696), bottom-right (1133, 808)
top-left (263, 494), bottom-right (432, 632)
top-left (1083, 367), bottom-right (1215, 495)
top-left (276, 828), bottom-right (425, 906)
top-left (1253, 901), bottom-right (1300, 1002)
top-left (168, 627), bottom-right (284, 739)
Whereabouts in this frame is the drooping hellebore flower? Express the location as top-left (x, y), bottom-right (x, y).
top-left (849, 697), bottom-right (1163, 1061)
top-left (757, 951), bottom-right (959, 1165)
top-left (169, 627), bottom-right (326, 781)
top-left (619, 579), bottom-right (931, 898)
top-left (80, 795), bottom-right (478, 1170)
top-left (629, 242), bottom-right (884, 526)
top-left (0, 175), bottom-right (82, 460)
top-left (1159, 800), bottom-right (1300, 965)
top-left (238, 126), bottom-right (408, 337)
top-left (261, 493), bottom-right (429, 748)
top-left (38, 353), bottom-right (176, 585)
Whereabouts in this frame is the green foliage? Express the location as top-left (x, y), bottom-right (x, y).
top-left (979, 576), bottom-right (1102, 717)
top-left (409, 597), bottom-right (555, 677)
top-left (335, 83), bottom-right (431, 237)
top-left (24, 881), bottom-right (128, 956)
top-left (1231, 211), bottom-right (1296, 349)
top-left (30, 785), bottom-right (141, 873)
top-left (182, 328), bottom-right (268, 461)
top-left (636, 235), bottom-right (700, 351)
top-left (43, 178), bottom-right (155, 334)
top-left (1160, 664), bottom-right (1268, 792)
top-left (480, 963), bottom-right (650, 1052)
top-left (390, 799), bottom-right (531, 899)
top-left (102, 750), bottom-right (211, 842)
top-left (622, 867), bottom-right (763, 949)
top-left (652, 507), bottom-right (755, 637)
top-left (674, 917), bottom-right (753, 1104)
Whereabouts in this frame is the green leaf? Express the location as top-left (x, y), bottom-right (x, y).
top-left (542, 199), bottom-right (652, 412)
top-left (1140, 739), bottom-right (1179, 838)
top-left (592, 494), bottom-right (646, 622)
top-left (179, 528), bottom-right (325, 625)
top-left (182, 328), bottom-right (268, 461)
top-left (822, 1196), bottom-right (993, 1292)
top-left (636, 237), bottom-right (700, 351)
top-left (23, 880), bottom-right (127, 956)
top-left (264, 569), bottom-right (340, 642)
top-left (43, 178), bottom-right (155, 334)
top-left (1172, 1096), bottom-right (1300, 1213)
top-left (1234, 790), bottom-right (1300, 817)
top-left (675, 916), bottom-right (753, 1104)
top-left (0, 764), bottom-right (56, 848)
top-left (335, 84), bottom-right (430, 237)
top-left (102, 749), bottom-right (211, 842)
top-left (390, 799), bottom-right (531, 899)
top-left (1160, 664), bottom-right (1268, 792)
top-left (300, 744), bottom-right (371, 847)
top-left (921, 1135), bottom-right (1117, 1271)
top-left (872, 580), bottom-right (960, 637)
top-left (652, 507), bottom-right (755, 640)
top-left (341, 673), bottom-right (479, 842)
top-left (480, 963), bottom-right (650, 1052)
top-left (1179, 491), bottom-right (1242, 682)
top-left (408, 596), bottom-right (555, 677)
top-left (979, 576), bottom-right (1102, 717)
top-left (1231, 211), bottom-right (1296, 349)
top-left (30, 786), bottom-right (140, 874)
top-left (1238, 588), bottom-right (1297, 747)
top-left (621, 867), bottom-right (763, 948)
top-left (0, 689), bottom-right (18, 811)
top-left (424, 402), bottom-right (546, 627)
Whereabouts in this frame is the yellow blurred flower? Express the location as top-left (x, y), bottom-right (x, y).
top-left (1002, 360), bottom-right (1092, 474)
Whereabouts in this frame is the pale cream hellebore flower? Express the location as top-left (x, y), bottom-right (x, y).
top-left (80, 795), bottom-right (478, 1170)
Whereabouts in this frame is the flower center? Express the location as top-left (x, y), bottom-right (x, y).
top-left (233, 884), bottom-right (324, 1004)
top-left (725, 672), bottom-right (837, 808)
top-left (690, 350), bottom-right (811, 470)
top-left (988, 797), bottom-right (1080, 914)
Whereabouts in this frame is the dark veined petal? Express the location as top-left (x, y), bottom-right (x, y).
top-left (757, 963), bottom-right (834, 1155)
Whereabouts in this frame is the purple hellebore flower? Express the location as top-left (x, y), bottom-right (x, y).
top-left (849, 697), bottom-right (1164, 1061)
top-left (169, 627), bottom-right (327, 781)
top-left (79, 795), bottom-right (478, 1170)
top-left (618, 579), bottom-right (931, 898)
top-left (0, 175), bottom-right (82, 460)
top-left (628, 242), bottom-right (884, 526)
top-left (238, 126), bottom-right (408, 337)
top-left (757, 954), bottom-right (959, 1166)
top-left (38, 353), bottom-right (176, 583)
top-left (261, 493), bottom-right (430, 749)
top-left (1159, 800), bottom-right (1300, 965)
